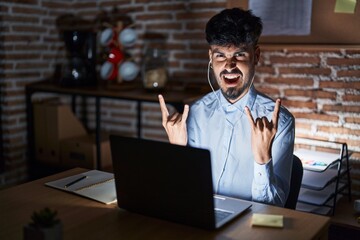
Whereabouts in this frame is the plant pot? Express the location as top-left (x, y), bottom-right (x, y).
top-left (23, 222), bottom-right (63, 240)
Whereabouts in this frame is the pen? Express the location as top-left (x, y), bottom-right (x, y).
top-left (64, 175), bottom-right (87, 188)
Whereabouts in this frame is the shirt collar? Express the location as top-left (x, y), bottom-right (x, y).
top-left (219, 85), bottom-right (257, 113)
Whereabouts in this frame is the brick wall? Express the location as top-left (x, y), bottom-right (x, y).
top-left (1, 1), bottom-right (359, 196)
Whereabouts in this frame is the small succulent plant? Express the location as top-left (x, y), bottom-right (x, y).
top-left (30, 207), bottom-right (60, 229)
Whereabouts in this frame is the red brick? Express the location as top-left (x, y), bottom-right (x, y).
top-left (174, 52), bottom-right (207, 60)
top-left (10, 0), bottom-right (37, 4)
top-left (295, 132), bottom-right (329, 141)
top-left (42, 1), bottom-right (72, 8)
top-left (317, 126), bottom-right (360, 136)
top-left (12, 26), bottom-right (47, 33)
top-left (148, 3), bottom-right (185, 11)
top-left (284, 89), bottom-right (336, 100)
top-left (189, 43), bottom-right (208, 51)
top-left (136, 13), bottom-right (172, 21)
top-left (255, 86), bottom-right (280, 96)
top-left (186, 22), bottom-right (206, 31)
top-left (344, 117), bottom-right (360, 124)
top-left (256, 66), bottom-right (275, 75)
top-left (345, 49), bottom-right (360, 55)
top-left (0, 5), bottom-right (9, 12)
top-left (337, 69), bottom-right (360, 78)
top-left (319, 81), bottom-right (360, 90)
top-left (343, 94), bottom-right (360, 102)
top-left (351, 152), bottom-right (360, 160)
top-left (189, 2), bottom-right (226, 9)
top-left (292, 112), bottom-right (339, 122)
top-left (16, 62), bottom-right (50, 70)
top-left (270, 56), bottom-right (320, 65)
top-left (184, 62), bottom-right (208, 69)
top-left (327, 57), bottom-right (360, 66)
top-left (285, 47), bottom-right (342, 54)
top-left (279, 67), bottom-right (331, 76)
top-left (322, 104), bottom-right (360, 113)
top-left (335, 138), bottom-right (360, 149)
top-left (12, 7), bottom-right (47, 15)
top-left (264, 77), bottom-right (313, 86)
top-left (72, 2), bottom-right (97, 8)
top-left (295, 122), bottom-right (312, 130)
top-left (2, 15), bottom-right (39, 23)
top-left (4, 72), bottom-right (40, 79)
top-left (4, 34), bottom-right (40, 42)
top-left (314, 147), bottom-right (340, 155)
top-left (135, 0), bottom-right (169, 3)
top-left (172, 71), bottom-right (206, 79)
top-left (176, 11), bottom-right (217, 21)
top-left (173, 32), bottom-right (205, 40)
top-left (3, 53), bottom-right (40, 60)
top-left (282, 99), bottom-right (317, 109)
top-left (146, 23), bottom-right (182, 31)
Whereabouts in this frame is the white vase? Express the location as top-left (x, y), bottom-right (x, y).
top-left (23, 222), bottom-right (63, 240)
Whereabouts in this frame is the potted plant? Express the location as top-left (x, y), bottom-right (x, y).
top-left (23, 207), bottom-right (63, 240)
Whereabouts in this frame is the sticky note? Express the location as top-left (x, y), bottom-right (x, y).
top-left (334, 0), bottom-right (357, 14)
top-left (251, 213), bottom-right (284, 228)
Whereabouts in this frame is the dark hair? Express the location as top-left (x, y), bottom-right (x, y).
top-left (205, 8), bottom-right (263, 47)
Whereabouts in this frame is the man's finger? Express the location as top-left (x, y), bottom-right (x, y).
top-left (245, 106), bottom-right (255, 129)
top-left (158, 94), bottom-right (169, 122)
top-left (272, 99), bottom-right (281, 128)
top-left (181, 104), bottom-right (189, 123)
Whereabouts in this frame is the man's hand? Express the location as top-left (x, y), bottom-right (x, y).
top-left (158, 94), bottom-right (189, 146)
top-left (245, 99), bottom-right (281, 165)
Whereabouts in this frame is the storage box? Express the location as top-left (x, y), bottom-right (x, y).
top-left (60, 134), bottom-right (111, 169)
top-left (33, 99), bottom-right (87, 165)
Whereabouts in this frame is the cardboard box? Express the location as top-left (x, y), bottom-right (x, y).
top-left (33, 99), bottom-right (87, 165)
top-left (60, 134), bottom-right (111, 169)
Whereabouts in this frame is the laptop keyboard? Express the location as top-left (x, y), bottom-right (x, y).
top-left (215, 209), bottom-right (232, 222)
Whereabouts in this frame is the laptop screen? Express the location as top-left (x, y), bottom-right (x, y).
top-left (110, 135), bottom-right (217, 229)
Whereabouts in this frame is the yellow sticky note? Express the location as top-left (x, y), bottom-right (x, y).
top-left (334, 0), bottom-right (357, 14)
top-left (251, 213), bottom-right (284, 228)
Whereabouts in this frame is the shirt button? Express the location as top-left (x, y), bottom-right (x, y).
top-left (258, 172), bottom-right (262, 177)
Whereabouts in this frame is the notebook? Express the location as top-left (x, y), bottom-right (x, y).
top-left (45, 170), bottom-right (117, 204)
top-left (109, 135), bottom-right (252, 229)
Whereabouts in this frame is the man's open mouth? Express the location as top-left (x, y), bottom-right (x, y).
top-left (222, 74), bottom-right (241, 84)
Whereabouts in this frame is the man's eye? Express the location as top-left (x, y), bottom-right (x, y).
top-left (215, 54), bottom-right (226, 61)
top-left (234, 52), bottom-right (246, 59)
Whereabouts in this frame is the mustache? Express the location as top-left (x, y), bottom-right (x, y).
top-left (220, 69), bottom-right (243, 77)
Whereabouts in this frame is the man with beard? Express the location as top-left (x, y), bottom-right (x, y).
top-left (158, 8), bottom-right (295, 207)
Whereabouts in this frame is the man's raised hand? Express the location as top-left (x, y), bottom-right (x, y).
top-left (245, 99), bottom-right (281, 164)
top-left (158, 94), bottom-right (189, 146)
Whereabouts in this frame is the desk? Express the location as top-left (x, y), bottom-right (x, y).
top-left (25, 81), bottom-right (203, 171)
top-left (0, 168), bottom-right (330, 240)
top-left (329, 196), bottom-right (360, 240)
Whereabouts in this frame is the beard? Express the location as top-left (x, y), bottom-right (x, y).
top-left (221, 81), bottom-right (252, 100)
top-left (219, 69), bottom-right (254, 101)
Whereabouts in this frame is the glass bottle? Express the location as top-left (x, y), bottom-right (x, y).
top-left (142, 48), bottom-right (168, 90)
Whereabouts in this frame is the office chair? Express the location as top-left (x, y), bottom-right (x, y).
top-left (284, 155), bottom-right (303, 209)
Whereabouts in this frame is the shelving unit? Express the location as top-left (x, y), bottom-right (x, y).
top-left (25, 80), bottom-right (203, 178)
top-left (294, 139), bottom-right (352, 216)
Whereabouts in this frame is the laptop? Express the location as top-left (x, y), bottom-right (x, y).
top-left (109, 135), bottom-right (252, 230)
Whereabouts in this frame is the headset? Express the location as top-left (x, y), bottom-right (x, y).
top-left (207, 59), bottom-right (221, 104)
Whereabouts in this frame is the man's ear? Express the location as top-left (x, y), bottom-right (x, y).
top-left (208, 49), bottom-right (212, 63)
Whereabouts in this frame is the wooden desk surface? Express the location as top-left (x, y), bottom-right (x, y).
top-left (0, 168), bottom-right (330, 240)
top-left (26, 80), bottom-right (205, 105)
top-left (331, 196), bottom-right (360, 229)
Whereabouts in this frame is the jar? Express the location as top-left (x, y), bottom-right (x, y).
top-left (142, 48), bottom-right (168, 90)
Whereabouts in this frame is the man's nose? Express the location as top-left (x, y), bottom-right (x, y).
top-left (225, 57), bottom-right (236, 69)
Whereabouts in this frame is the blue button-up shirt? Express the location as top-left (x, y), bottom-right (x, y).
top-left (187, 86), bottom-right (295, 206)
